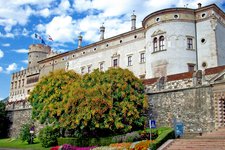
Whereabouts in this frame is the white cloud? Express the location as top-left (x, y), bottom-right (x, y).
top-left (0, 66), bottom-right (3, 73)
top-left (39, 8), bottom-right (51, 17)
top-left (20, 67), bottom-right (25, 70)
top-left (13, 49), bottom-right (29, 53)
top-left (2, 43), bottom-right (10, 47)
top-left (45, 15), bottom-right (77, 43)
top-left (22, 60), bottom-right (28, 64)
top-left (22, 28), bottom-right (29, 36)
top-left (6, 63), bottom-right (17, 74)
top-left (0, 50), bottom-right (4, 58)
top-left (36, 24), bottom-right (46, 32)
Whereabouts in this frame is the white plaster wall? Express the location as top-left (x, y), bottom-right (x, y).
top-left (68, 39), bottom-right (146, 78)
top-left (197, 20), bottom-right (217, 70)
top-left (216, 22), bottom-right (225, 66)
top-left (145, 21), bottom-right (197, 78)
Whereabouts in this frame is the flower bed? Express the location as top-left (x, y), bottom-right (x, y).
top-left (50, 144), bottom-right (96, 150)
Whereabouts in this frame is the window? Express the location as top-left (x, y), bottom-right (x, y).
top-left (113, 59), bottom-right (118, 67)
top-left (140, 53), bottom-right (145, 63)
top-left (188, 63), bottom-right (195, 72)
top-left (128, 56), bottom-right (132, 66)
top-left (18, 80), bottom-right (21, 88)
top-left (88, 65), bottom-right (92, 73)
top-left (99, 62), bottom-right (104, 71)
top-left (187, 38), bottom-right (193, 49)
top-left (23, 101), bottom-right (26, 108)
top-left (153, 37), bottom-right (157, 52)
top-left (22, 79), bottom-right (24, 87)
top-left (159, 36), bottom-right (165, 50)
top-left (81, 67), bottom-right (85, 74)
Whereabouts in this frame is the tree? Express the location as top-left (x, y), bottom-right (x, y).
top-left (0, 101), bottom-right (10, 138)
top-left (29, 68), bottom-right (148, 137)
top-left (62, 68), bottom-right (148, 137)
top-left (28, 69), bottom-right (81, 126)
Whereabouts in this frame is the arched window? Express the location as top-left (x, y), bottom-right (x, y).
top-left (159, 36), bottom-right (164, 50)
top-left (153, 37), bottom-right (157, 51)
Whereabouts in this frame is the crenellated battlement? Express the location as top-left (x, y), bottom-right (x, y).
top-left (28, 44), bottom-right (51, 54)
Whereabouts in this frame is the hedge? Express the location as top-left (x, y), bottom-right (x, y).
top-left (149, 127), bottom-right (175, 150)
top-left (58, 129), bottom-right (158, 147)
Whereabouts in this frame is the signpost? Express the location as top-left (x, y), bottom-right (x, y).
top-left (149, 120), bottom-right (156, 150)
top-left (174, 120), bottom-right (184, 138)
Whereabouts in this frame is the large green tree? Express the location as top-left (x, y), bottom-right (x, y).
top-left (0, 101), bottom-right (10, 138)
top-left (61, 68), bottom-right (148, 137)
top-left (29, 68), bottom-right (148, 137)
top-left (28, 69), bottom-right (81, 125)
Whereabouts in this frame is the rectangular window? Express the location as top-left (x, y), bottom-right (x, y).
top-left (187, 38), bottom-right (193, 49)
top-left (140, 53), bottom-right (145, 63)
top-left (128, 56), bottom-right (132, 66)
top-left (88, 66), bottom-right (91, 73)
top-left (188, 63), bottom-right (195, 72)
top-left (99, 62), bottom-right (104, 71)
top-left (81, 67), bottom-right (85, 74)
top-left (113, 59), bottom-right (118, 67)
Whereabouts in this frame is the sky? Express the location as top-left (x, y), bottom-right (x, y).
top-left (0, 0), bottom-right (225, 100)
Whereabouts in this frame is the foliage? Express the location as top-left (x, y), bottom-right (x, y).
top-left (57, 129), bottom-right (157, 147)
top-left (0, 138), bottom-right (49, 150)
top-left (38, 126), bottom-right (60, 148)
top-left (28, 69), bottom-right (81, 126)
top-left (109, 142), bottom-right (132, 149)
top-left (0, 101), bottom-right (10, 138)
top-left (63, 68), bottom-right (148, 137)
top-left (19, 123), bottom-right (34, 144)
top-left (29, 68), bottom-right (148, 137)
top-left (149, 127), bottom-right (175, 150)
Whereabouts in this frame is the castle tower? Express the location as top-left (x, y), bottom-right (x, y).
top-left (100, 24), bottom-right (105, 40)
top-left (28, 44), bottom-right (51, 68)
top-left (78, 35), bottom-right (82, 48)
top-left (131, 11), bottom-right (136, 30)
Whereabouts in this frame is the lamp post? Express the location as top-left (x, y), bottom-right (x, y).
top-left (29, 125), bottom-right (35, 144)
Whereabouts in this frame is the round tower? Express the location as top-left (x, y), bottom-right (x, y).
top-left (28, 44), bottom-right (51, 68)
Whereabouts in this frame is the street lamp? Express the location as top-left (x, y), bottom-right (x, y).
top-left (29, 124), bottom-right (35, 144)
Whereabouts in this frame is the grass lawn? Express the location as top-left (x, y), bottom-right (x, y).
top-left (0, 138), bottom-right (49, 150)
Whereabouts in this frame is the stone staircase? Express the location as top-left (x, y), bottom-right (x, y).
top-left (161, 127), bottom-right (225, 150)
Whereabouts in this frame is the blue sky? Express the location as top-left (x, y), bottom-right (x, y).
top-left (0, 0), bottom-right (225, 100)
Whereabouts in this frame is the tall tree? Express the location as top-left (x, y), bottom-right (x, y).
top-left (62, 68), bottom-right (148, 137)
top-left (0, 101), bottom-right (10, 138)
top-left (28, 69), bottom-right (81, 126)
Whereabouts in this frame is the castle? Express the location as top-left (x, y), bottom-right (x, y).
top-left (6, 3), bottom-right (225, 137)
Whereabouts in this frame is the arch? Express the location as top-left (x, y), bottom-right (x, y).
top-left (159, 36), bottom-right (165, 50)
top-left (153, 37), bottom-right (157, 52)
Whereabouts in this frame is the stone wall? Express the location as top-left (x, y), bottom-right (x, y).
top-left (7, 108), bottom-right (32, 137)
top-left (148, 85), bottom-right (215, 133)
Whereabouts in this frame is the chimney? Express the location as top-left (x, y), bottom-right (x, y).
top-left (100, 24), bottom-right (105, 40)
top-left (131, 10), bottom-right (136, 30)
top-left (78, 35), bottom-right (82, 48)
top-left (198, 3), bottom-right (202, 8)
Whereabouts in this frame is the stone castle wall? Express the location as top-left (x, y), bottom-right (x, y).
top-left (148, 86), bottom-right (215, 133)
top-left (7, 108), bottom-right (32, 137)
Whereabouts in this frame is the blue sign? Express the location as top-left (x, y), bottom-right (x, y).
top-left (149, 120), bottom-right (156, 129)
top-left (175, 122), bottom-right (184, 137)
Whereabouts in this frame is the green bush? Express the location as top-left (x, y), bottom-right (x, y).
top-left (38, 126), bottom-right (60, 148)
top-left (150, 127), bottom-right (175, 150)
top-left (58, 129), bottom-right (158, 147)
top-left (19, 123), bottom-right (34, 144)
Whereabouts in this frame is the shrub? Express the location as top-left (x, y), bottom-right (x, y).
top-left (39, 126), bottom-right (60, 148)
top-left (19, 123), bottom-right (34, 144)
top-left (149, 127), bottom-right (175, 150)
